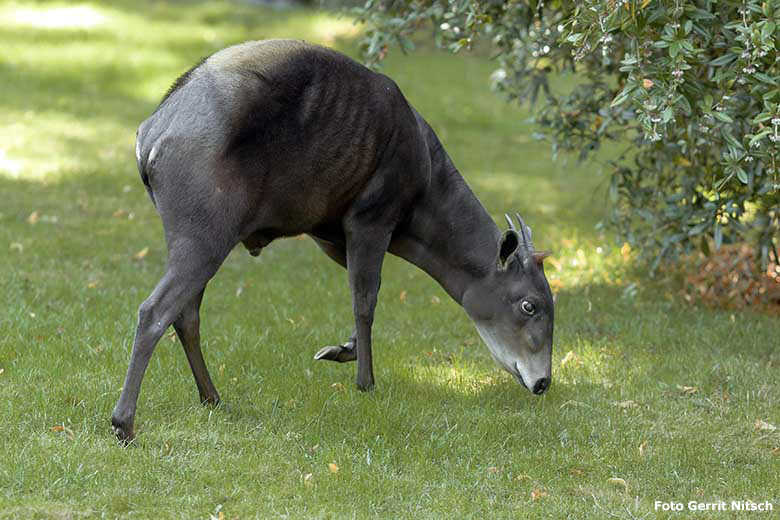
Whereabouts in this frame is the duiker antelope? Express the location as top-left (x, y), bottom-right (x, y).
top-left (112, 39), bottom-right (554, 441)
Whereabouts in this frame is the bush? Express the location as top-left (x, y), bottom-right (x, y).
top-left (353, 0), bottom-right (780, 269)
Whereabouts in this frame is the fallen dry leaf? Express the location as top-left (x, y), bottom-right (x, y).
top-left (531, 489), bottom-right (548, 500)
top-left (399, 290), bottom-right (407, 302)
top-left (570, 468), bottom-right (585, 477)
top-left (639, 440), bottom-right (648, 459)
top-left (87, 281), bottom-right (99, 289)
top-left (51, 425), bottom-right (74, 437)
top-left (678, 385), bottom-right (698, 395)
top-left (304, 472), bottom-right (313, 482)
top-left (608, 477), bottom-right (628, 493)
top-left (516, 474), bottom-right (531, 481)
top-left (771, 447), bottom-right (780, 456)
top-left (487, 466), bottom-right (499, 474)
top-left (614, 400), bottom-right (639, 409)
top-left (755, 419), bottom-right (777, 432)
top-left (27, 211), bottom-right (39, 224)
top-left (330, 382), bottom-right (345, 392)
top-left (133, 247), bottom-right (149, 260)
top-left (9, 242), bottom-right (23, 253)
top-left (431, 295), bottom-right (441, 304)
top-left (328, 463), bottom-right (339, 474)
top-left (112, 209), bottom-right (127, 218)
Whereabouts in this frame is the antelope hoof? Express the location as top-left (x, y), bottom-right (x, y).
top-left (200, 393), bottom-right (221, 407)
top-left (356, 375), bottom-right (375, 392)
top-left (314, 343), bottom-right (356, 363)
top-left (111, 415), bottom-right (134, 444)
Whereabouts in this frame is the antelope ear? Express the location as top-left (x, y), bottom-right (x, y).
top-left (533, 251), bottom-right (551, 266)
top-left (498, 230), bottom-right (520, 269)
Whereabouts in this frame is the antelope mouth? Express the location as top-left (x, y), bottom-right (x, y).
top-left (512, 363), bottom-right (529, 390)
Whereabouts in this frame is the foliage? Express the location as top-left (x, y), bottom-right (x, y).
top-left (353, 0), bottom-right (780, 269)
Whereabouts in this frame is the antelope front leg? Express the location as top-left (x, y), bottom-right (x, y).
top-left (310, 237), bottom-right (358, 363)
top-left (345, 229), bottom-right (391, 391)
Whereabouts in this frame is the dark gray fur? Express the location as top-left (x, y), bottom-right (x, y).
top-left (112, 39), bottom-right (554, 441)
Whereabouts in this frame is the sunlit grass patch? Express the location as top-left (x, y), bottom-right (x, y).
top-left (0, 110), bottom-right (132, 181)
top-left (6, 4), bottom-right (109, 30)
top-left (310, 13), bottom-right (361, 44)
top-left (406, 355), bottom-right (508, 397)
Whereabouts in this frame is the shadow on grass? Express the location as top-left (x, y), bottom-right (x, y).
top-left (196, 280), bottom-right (780, 442)
top-left (0, 53), bottom-right (156, 121)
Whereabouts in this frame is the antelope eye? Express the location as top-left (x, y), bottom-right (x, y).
top-left (521, 300), bottom-right (535, 315)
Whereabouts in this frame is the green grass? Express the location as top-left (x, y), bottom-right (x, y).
top-left (1, 1), bottom-right (779, 518)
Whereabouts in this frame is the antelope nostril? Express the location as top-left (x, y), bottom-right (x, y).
top-left (532, 377), bottom-right (550, 395)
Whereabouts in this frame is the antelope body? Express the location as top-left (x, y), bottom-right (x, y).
top-left (111, 39), bottom-right (554, 441)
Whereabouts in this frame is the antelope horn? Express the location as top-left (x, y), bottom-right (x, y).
top-left (504, 213), bottom-right (517, 231)
top-left (515, 212), bottom-right (534, 253)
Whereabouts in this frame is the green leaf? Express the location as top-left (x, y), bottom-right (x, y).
top-left (749, 129), bottom-right (771, 145)
top-left (688, 221), bottom-right (710, 236)
top-left (721, 129), bottom-right (743, 150)
top-left (709, 53), bottom-right (738, 66)
top-left (753, 112), bottom-right (773, 124)
top-left (610, 85), bottom-right (635, 107)
top-left (754, 72), bottom-right (778, 85)
top-left (712, 111), bottom-right (733, 123)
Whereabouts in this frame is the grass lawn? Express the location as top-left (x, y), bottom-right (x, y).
top-left (1, 1), bottom-right (779, 518)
